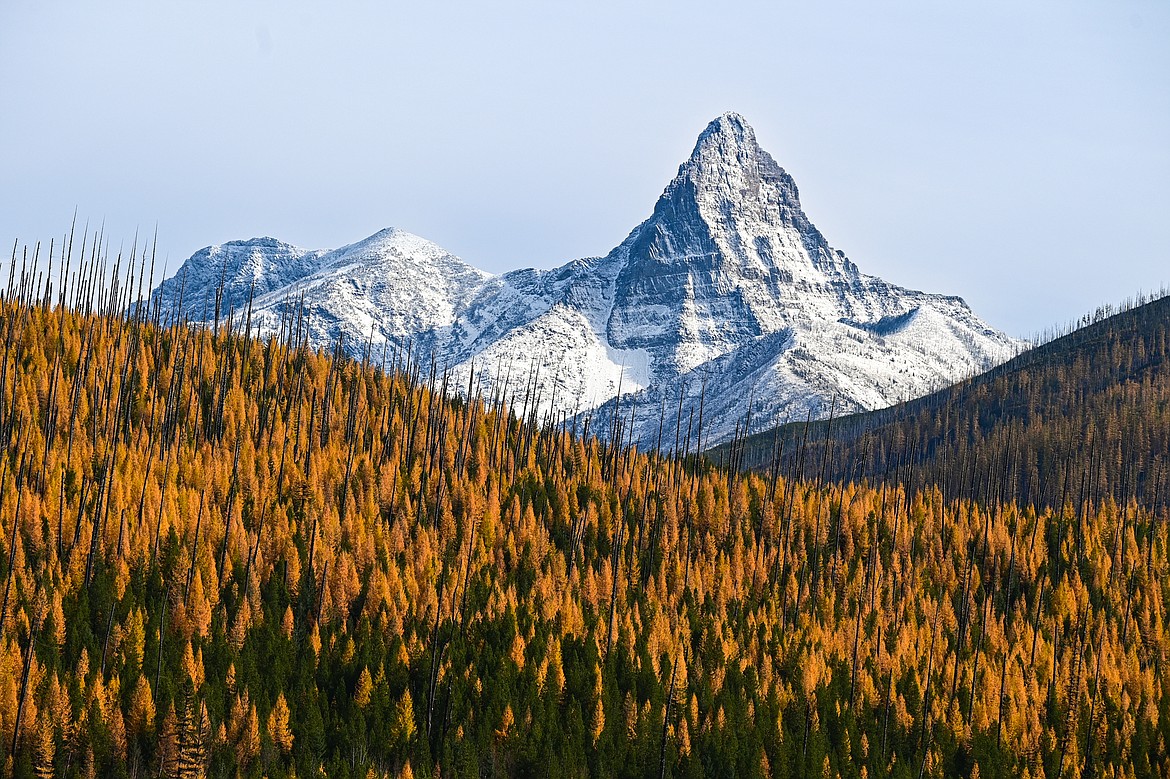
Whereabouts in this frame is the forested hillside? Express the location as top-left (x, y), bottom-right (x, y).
top-left (0, 240), bottom-right (1166, 778)
top-left (721, 292), bottom-right (1170, 515)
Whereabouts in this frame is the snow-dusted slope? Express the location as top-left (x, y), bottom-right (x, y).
top-left (155, 227), bottom-right (491, 358)
top-left (152, 237), bottom-right (328, 323)
top-left (574, 114), bottom-right (1021, 446)
top-left (155, 113), bottom-right (1021, 446)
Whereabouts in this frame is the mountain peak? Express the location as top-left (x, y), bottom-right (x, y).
top-left (619, 112), bottom-right (811, 280)
top-left (665, 111), bottom-right (804, 223)
top-left (694, 111), bottom-right (756, 148)
top-left (327, 227), bottom-right (489, 279)
top-left (686, 112), bottom-right (768, 174)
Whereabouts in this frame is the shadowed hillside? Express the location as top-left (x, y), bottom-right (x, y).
top-left (718, 291), bottom-right (1170, 516)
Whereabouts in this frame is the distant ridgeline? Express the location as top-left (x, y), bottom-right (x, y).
top-left (717, 290), bottom-right (1170, 516)
top-left (0, 234), bottom-right (1166, 778)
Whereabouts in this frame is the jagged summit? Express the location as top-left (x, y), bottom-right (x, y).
top-left (681, 112), bottom-right (807, 223)
top-left (623, 112), bottom-right (826, 283)
top-left (609, 113), bottom-right (865, 376)
top-left (687, 112), bottom-right (765, 171)
top-left (688, 111), bottom-right (770, 170)
top-left (699, 110), bottom-right (753, 136)
top-left (685, 113), bottom-right (787, 183)
top-left (154, 113), bottom-right (1021, 445)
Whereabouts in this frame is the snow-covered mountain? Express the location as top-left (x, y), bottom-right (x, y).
top-left (154, 112), bottom-right (1021, 447)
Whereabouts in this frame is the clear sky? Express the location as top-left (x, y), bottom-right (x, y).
top-left (2, 1), bottom-right (1167, 338)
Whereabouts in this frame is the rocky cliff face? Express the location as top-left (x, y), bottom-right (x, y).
top-left (154, 113), bottom-right (1021, 446)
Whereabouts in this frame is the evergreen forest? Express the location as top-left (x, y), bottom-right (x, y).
top-left (0, 237), bottom-right (1167, 778)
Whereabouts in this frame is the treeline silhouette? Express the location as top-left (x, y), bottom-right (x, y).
top-left (0, 232), bottom-right (1166, 778)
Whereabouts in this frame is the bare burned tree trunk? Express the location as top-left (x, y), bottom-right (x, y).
top-left (11, 599), bottom-right (40, 756)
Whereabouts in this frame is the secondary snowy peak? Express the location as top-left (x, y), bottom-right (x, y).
top-left (267, 227), bottom-right (491, 351)
top-left (155, 113), bottom-right (1022, 447)
top-left (152, 237), bottom-right (328, 323)
top-left (156, 227), bottom-right (491, 352)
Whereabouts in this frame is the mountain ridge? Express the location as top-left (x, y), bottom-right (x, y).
top-left (153, 112), bottom-right (1021, 445)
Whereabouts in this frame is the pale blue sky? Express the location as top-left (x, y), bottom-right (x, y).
top-left (2, 1), bottom-right (1167, 337)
